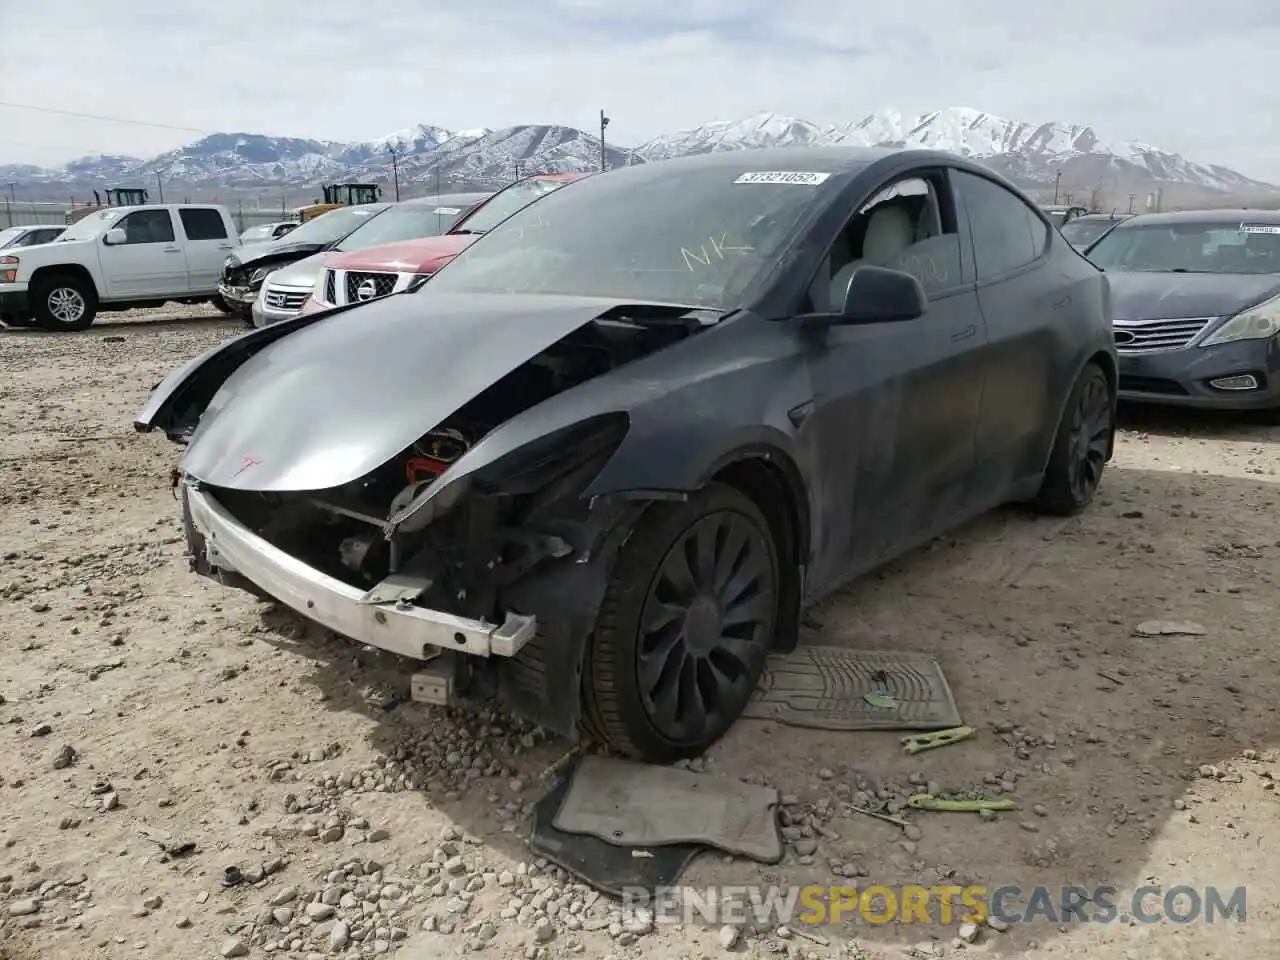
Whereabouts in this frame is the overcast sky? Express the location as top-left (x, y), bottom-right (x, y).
top-left (3, 0), bottom-right (1278, 180)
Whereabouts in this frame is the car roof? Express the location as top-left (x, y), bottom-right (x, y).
top-left (402, 192), bottom-right (493, 208)
top-left (1066, 213), bottom-right (1130, 222)
top-left (17, 223), bottom-right (66, 230)
top-left (622, 145), bottom-right (910, 175)
top-left (1120, 209), bottom-right (1280, 227)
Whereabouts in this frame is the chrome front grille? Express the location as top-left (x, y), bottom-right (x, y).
top-left (323, 269), bottom-right (336, 305)
top-left (1112, 317), bottom-right (1215, 353)
top-left (262, 287), bottom-right (311, 312)
top-left (345, 271), bottom-right (398, 303)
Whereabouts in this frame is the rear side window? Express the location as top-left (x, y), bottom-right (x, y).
top-left (953, 171), bottom-right (1048, 281)
top-left (179, 208), bottom-right (229, 240)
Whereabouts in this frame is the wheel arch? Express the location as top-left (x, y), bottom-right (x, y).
top-left (699, 443), bottom-right (810, 654)
top-left (1042, 346), bottom-right (1118, 474)
top-left (29, 264), bottom-right (100, 299)
top-left (1087, 349), bottom-right (1118, 460)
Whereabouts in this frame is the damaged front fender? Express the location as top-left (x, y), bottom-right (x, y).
top-left (133, 306), bottom-right (347, 441)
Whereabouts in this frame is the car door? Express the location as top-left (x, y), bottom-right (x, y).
top-left (178, 207), bottom-right (236, 292)
top-left (798, 169), bottom-right (986, 594)
top-left (101, 209), bottom-right (186, 298)
top-left (951, 169), bottom-right (1066, 497)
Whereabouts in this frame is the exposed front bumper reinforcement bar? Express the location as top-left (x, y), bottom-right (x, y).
top-left (185, 483), bottom-right (536, 659)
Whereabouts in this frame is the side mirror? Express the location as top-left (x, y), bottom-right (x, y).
top-left (840, 266), bottom-right (928, 323)
top-left (103, 228), bottom-right (126, 246)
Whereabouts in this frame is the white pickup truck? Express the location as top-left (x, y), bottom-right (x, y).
top-left (0, 204), bottom-right (240, 331)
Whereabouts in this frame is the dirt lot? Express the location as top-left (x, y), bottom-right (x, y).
top-left (0, 308), bottom-right (1276, 960)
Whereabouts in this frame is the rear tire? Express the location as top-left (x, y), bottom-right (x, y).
top-left (31, 274), bottom-right (97, 331)
top-left (1033, 362), bottom-right (1114, 515)
top-left (580, 483), bottom-right (779, 762)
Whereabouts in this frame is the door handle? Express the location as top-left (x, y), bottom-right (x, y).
top-left (950, 324), bottom-right (977, 342)
top-left (164, 247), bottom-right (182, 254)
top-left (218, 244), bottom-right (234, 250)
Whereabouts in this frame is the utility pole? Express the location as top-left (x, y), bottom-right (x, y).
top-left (388, 146), bottom-right (401, 201)
top-left (515, 161), bottom-right (522, 181)
top-left (1127, 193), bottom-right (1136, 214)
top-left (156, 172), bottom-right (164, 203)
top-left (5, 183), bottom-right (14, 228)
top-left (599, 110), bottom-right (610, 172)
top-left (1053, 170), bottom-right (1061, 205)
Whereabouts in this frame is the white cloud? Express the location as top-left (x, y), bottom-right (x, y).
top-left (1, 0), bottom-right (1278, 179)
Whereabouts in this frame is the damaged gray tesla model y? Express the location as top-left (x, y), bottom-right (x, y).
top-left (135, 147), bottom-right (1118, 762)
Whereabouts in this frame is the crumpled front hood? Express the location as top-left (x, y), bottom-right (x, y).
top-left (181, 291), bottom-right (627, 491)
top-left (1107, 271), bottom-right (1280, 321)
top-left (226, 240), bottom-right (330, 274)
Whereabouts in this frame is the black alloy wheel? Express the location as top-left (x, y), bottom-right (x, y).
top-left (636, 511), bottom-right (776, 744)
top-left (1066, 368), bottom-right (1112, 503)
top-left (1034, 362), bottom-right (1114, 515)
top-left (581, 483), bottom-right (781, 761)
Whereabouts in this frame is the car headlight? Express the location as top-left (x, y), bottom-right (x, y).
top-left (224, 256), bottom-right (234, 269)
top-left (249, 267), bottom-right (274, 286)
top-left (1200, 294), bottom-right (1280, 347)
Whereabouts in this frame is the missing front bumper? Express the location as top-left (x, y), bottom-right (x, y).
top-left (185, 484), bottom-right (536, 659)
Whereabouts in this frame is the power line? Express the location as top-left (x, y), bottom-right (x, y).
top-left (0, 101), bottom-right (210, 134)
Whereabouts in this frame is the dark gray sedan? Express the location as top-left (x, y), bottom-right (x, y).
top-left (1086, 209), bottom-right (1280, 413)
top-left (136, 147), bottom-right (1116, 762)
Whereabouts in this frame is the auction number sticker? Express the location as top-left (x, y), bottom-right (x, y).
top-left (734, 171), bottom-right (831, 185)
top-left (1240, 223), bottom-right (1280, 234)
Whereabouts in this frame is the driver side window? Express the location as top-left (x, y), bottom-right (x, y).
top-left (810, 173), bottom-right (963, 312)
top-left (115, 210), bottom-right (176, 245)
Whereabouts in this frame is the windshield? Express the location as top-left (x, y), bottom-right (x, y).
top-left (332, 202), bottom-right (470, 252)
top-left (240, 225), bottom-right (274, 242)
top-left (424, 165), bottom-right (840, 309)
top-left (1087, 222), bottom-right (1280, 275)
top-left (454, 179), bottom-right (573, 235)
top-left (57, 209), bottom-right (120, 242)
top-left (1060, 219), bottom-right (1115, 248)
top-left (277, 206), bottom-right (385, 246)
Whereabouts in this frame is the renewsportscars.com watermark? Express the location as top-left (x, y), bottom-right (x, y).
top-left (621, 884), bottom-right (1247, 927)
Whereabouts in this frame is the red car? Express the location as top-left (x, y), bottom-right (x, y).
top-left (301, 172), bottom-right (588, 314)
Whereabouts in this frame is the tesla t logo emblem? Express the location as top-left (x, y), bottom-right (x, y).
top-left (356, 279), bottom-right (378, 301)
top-left (1113, 330), bottom-right (1136, 345)
top-left (232, 455), bottom-right (262, 478)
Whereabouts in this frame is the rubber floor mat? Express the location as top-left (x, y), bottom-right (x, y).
top-left (741, 646), bottom-right (962, 731)
top-left (553, 755), bottom-right (783, 864)
top-left (530, 765), bottom-right (702, 896)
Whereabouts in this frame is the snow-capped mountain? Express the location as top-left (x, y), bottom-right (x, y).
top-left (637, 109), bottom-right (1274, 194)
top-left (3, 107), bottom-right (1273, 199)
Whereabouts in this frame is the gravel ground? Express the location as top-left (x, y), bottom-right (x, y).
top-left (1, 306), bottom-right (1277, 960)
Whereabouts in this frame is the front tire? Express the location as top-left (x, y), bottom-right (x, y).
top-left (31, 274), bottom-right (97, 331)
top-left (211, 294), bottom-right (235, 314)
top-left (581, 483), bottom-right (779, 762)
top-left (1033, 361), bottom-right (1114, 515)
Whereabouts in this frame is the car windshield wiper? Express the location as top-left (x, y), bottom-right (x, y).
top-left (449, 229), bottom-right (483, 235)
